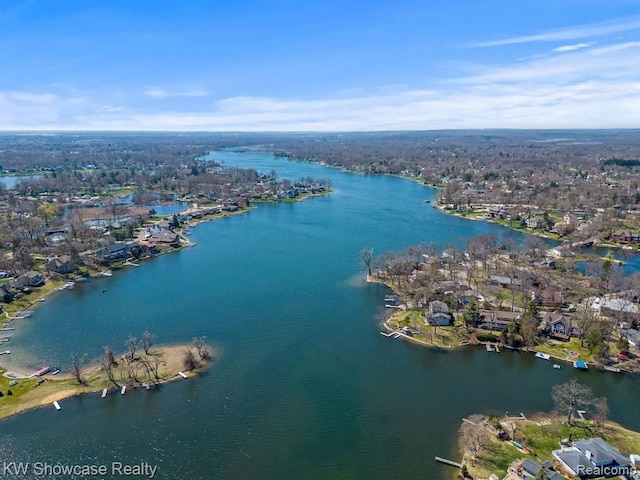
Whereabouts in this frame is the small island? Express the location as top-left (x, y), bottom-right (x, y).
top-left (0, 336), bottom-right (213, 420)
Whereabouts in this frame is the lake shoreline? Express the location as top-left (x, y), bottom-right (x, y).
top-left (0, 344), bottom-right (212, 422)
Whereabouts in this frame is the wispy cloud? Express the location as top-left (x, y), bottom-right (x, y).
top-left (472, 16), bottom-right (640, 47)
top-left (553, 42), bottom-right (594, 52)
top-left (144, 87), bottom-right (170, 98)
top-left (144, 86), bottom-right (209, 98)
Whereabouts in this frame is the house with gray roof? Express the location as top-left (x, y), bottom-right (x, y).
top-left (553, 437), bottom-right (632, 478)
top-left (425, 300), bottom-right (451, 326)
top-left (520, 458), bottom-right (564, 480)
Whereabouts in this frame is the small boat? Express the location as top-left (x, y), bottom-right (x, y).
top-left (51, 369), bottom-right (60, 375)
top-left (102, 289), bottom-right (107, 293)
top-left (0, 350), bottom-right (10, 355)
top-left (553, 364), bottom-right (561, 369)
top-left (573, 360), bottom-right (588, 370)
top-left (121, 385), bottom-right (127, 395)
top-left (53, 401), bottom-right (62, 411)
top-left (535, 352), bottom-right (551, 360)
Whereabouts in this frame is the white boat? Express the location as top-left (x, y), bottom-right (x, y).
top-left (553, 364), bottom-right (561, 369)
top-left (535, 352), bottom-right (551, 360)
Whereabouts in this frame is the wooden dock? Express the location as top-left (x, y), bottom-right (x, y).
top-left (434, 456), bottom-right (462, 468)
top-left (178, 371), bottom-right (188, 379)
top-left (53, 401), bottom-right (61, 411)
top-left (101, 388), bottom-right (108, 398)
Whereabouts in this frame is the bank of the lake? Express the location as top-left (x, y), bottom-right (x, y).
top-left (2, 150), bottom-right (640, 480)
top-left (0, 344), bottom-right (211, 421)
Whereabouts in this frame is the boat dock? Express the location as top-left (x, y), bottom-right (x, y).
top-left (178, 371), bottom-right (188, 379)
top-left (379, 331), bottom-right (394, 337)
top-left (434, 456), bottom-right (462, 468)
top-left (53, 401), bottom-right (61, 411)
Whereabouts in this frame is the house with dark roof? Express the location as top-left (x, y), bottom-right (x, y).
top-left (46, 255), bottom-right (76, 274)
top-left (148, 230), bottom-right (180, 245)
top-left (17, 271), bottom-right (45, 287)
top-left (478, 310), bottom-right (520, 331)
top-left (540, 311), bottom-right (574, 340)
top-left (425, 300), bottom-right (451, 326)
top-left (553, 437), bottom-right (632, 478)
top-left (519, 458), bottom-right (564, 480)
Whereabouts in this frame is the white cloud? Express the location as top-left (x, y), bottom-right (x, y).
top-left (144, 86), bottom-right (209, 98)
top-left (144, 87), bottom-right (170, 98)
top-left (472, 15), bottom-right (640, 47)
top-left (553, 42), bottom-right (593, 52)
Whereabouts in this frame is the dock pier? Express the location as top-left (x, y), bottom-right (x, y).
top-left (434, 456), bottom-right (462, 468)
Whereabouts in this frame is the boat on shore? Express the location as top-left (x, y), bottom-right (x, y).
top-left (573, 360), bottom-right (589, 370)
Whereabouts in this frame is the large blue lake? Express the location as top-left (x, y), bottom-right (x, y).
top-left (1, 151), bottom-right (639, 479)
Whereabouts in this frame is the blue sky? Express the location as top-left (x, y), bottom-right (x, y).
top-left (1, 0), bottom-right (639, 130)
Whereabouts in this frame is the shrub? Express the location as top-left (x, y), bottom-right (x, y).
top-left (476, 332), bottom-right (499, 343)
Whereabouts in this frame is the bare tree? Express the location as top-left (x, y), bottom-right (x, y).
top-left (192, 336), bottom-right (211, 361)
top-left (125, 335), bottom-right (139, 360)
top-left (104, 346), bottom-right (115, 366)
top-left (592, 397), bottom-right (609, 427)
top-left (100, 352), bottom-right (120, 388)
top-left (69, 352), bottom-right (87, 385)
top-left (183, 348), bottom-right (199, 371)
top-left (458, 414), bottom-right (491, 459)
top-left (574, 303), bottom-right (600, 348)
top-left (552, 379), bottom-right (595, 425)
top-left (359, 248), bottom-right (374, 277)
top-left (141, 330), bottom-right (156, 355)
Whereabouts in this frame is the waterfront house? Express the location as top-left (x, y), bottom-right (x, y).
top-left (478, 310), bottom-right (520, 331)
top-left (610, 230), bottom-right (634, 244)
top-left (425, 300), bottom-right (451, 326)
top-left (46, 255), bottom-right (76, 274)
top-left (148, 230), bottom-right (180, 245)
top-left (518, 458), bottom-right (564, 480)
top-left (0, 284), bottom-right (14, 303)
top-left (553, 437), bottom-right (632, 478)
top-left (95, 243), bottom-right (129, 261)
top-left (18, 271), bottom-right (45, 287)
top-left (540, 311), bottom-right (573, 340)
